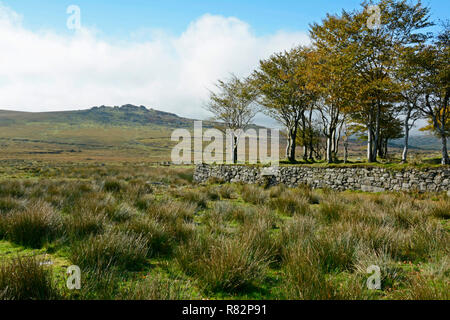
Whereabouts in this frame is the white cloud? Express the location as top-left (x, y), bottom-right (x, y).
top-left (0, 6), bottom-right (310, 121)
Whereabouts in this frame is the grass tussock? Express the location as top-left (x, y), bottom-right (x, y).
top-left (268, 189), bottom-right (310, 216)
top-left (123, 215), bottom-right (193, 256)
top-left (429, 200), bottom-right (450, 220)
top-left (1, 201), bottom-right (62, 248)
top-left (0, 256), bottom-right (59, 300)
top-left (240, 184), bottom-right (267, 205)
top-left (177, 229), bottom-right (274, 293)
top-left (70, 230), bottom-right (149, 271)
top-left (64, 209), bottom-right (106, 239)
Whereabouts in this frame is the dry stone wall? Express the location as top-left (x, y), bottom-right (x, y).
top-left (194, 164), bottom-right (450, 193)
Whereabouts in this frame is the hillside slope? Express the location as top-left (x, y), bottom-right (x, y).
top-left (0, 104), bottom-right (195, 128)
top-left (0, 105), bottom-right (201, 162)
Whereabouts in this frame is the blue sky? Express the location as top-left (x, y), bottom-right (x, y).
top-left (4, 0), bottom-right (448, 39)
top-left (0, 0), bottom-right (448, 124)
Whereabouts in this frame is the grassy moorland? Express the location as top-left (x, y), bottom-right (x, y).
top-left (0, 161), bottom-right (448, 300)
top-left (0, 106), bottom-right (191, 163)
top-left (0, 105), bottom-right (444, 165)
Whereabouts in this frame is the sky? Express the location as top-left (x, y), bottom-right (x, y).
top-left (0, 0), bottom-right (448, 124)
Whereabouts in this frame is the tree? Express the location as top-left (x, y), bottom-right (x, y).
top-left (415, 23), bottom-right (450, 164)
top-left (296, 118), bottom-right (326, 161)
top-left (350, 105), bottom-right (404, 159)
top-left (396, 45), bottom-right (425, 163)
top-left (377, 111), bottom-right (404, 159)
top-left (309, 15), bottom-right (357, 163)
top-left (252, 46), bottom-right (315, 162)
top-left (341, 121), bottom-right (351, 163)
top-left (205, 74), bottom-right (258, 164)
top-left (342, 0), bottom-right (432, 162)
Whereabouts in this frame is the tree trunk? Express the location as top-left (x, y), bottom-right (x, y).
top-left (331, 129), bottom-right (338, 162)
top-left (287, 128), bottom-right (297, 163)
top-left (285, 132), bottom-right (291, 161)
top-left (441, 135), bottom-right (449, 165)
top-left (372, 102), bottom-right (381, 163)
top-left (301, 114), bottom-right (307, 161)
top-left (367, 125), bottom-right (373, 162)
top-left (430, 108), bottom-right (449, 165)
top-left (326, 136), bottom-right (333, 164)
top-left (233, 136), bottom-right (238, 164)
top-left (377, 137), bottom-right (385, 159)
top-left (367, 109), bottom-right (374, 162)
top-left (402, 112), bottom-right (411, 163)
top-left (344, 139), bottom-right (348, 163)
top-left (308, 109), bottom-right (314, 161)
top-left (384, 139), bottom-right (388, 159)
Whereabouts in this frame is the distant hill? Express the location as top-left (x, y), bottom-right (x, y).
top-left (0, 105), bottom-right (211, 162)
top-left (0, 104), bottom-right (196, 128)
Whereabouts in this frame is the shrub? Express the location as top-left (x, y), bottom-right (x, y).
top-left (70, 230), bottom-right (149, 271)
top-left (0, 256), bottom-right (59, 300)
top-left (3, 201), bottom-right (62, 248)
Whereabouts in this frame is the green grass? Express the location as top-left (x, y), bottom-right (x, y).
top-left (0, 162), bottom-right (448, 300)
